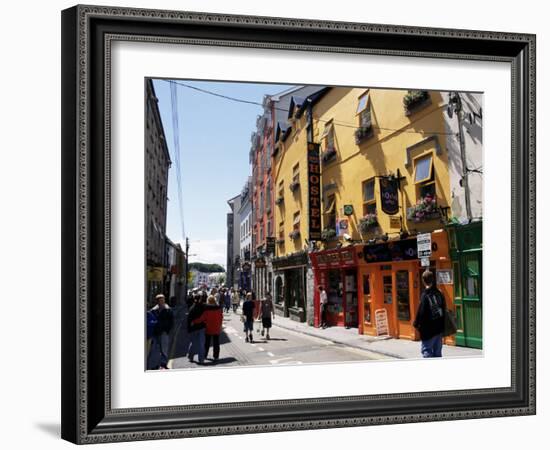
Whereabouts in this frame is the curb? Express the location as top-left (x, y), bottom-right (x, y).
top-left (272, 321), bottom-right (404, 360)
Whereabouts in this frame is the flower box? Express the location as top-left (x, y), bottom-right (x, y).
top-left (321, 228), bottom-right (337, 240)
top-left (289, 181), bottom-right (300, 192)
top-left (321, 147), bottom-right (337, 164)
top-left (403, 90), bottom-right (430, 115)
top-left (406, 195), bottom-right (440, 222)
top-left (289, 230), bottom-right (301, 240)
top-left (354, 126), bottom-right (373, 144)
top-left (359, 214), bottom-right (378, 234)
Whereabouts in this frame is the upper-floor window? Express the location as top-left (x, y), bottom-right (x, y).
top-left (293, 211), bottom-right (301, 230)
top-left (278, 180), bottom-right (284, 200)
top-left (356, 91), bottom-right (372, 128)
top-left (292, 163), bottom-right (300, 184)
top-left (362, 178), bottom-right (377, 215)
top-left (324, 194), bottom-right (336, 230)
top-left (266, 180), bottom-right (272, 209)
top-left (279, 221), bottom-right (285, 239)
top-left (414, 153), bottom-right (435, 200)
top-left (321, 120), bottom-right (335, 150)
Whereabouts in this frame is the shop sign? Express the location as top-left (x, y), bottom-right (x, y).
top-left (389, 216), bottom-right (401, 228)
top-left (307, 142), bottom-right (322, 240)
top-left (148, 266), bottom-right (165, 282)
top-left (311, 248), bottom-right (357, 269)
top-left (343, 204), bottom-right (354, 216)
top-left (421, 257), bottom-right (430, 267)
top-left (374, 309), bottom-right (390, 336)
top-left (437, 269), bottom-right (453, 284)
top-left (417, 233), bottom-right (432, 258)
top-left (336, 218), bottom-right (349, 236)
top-left (363, 239), bottom-right (417, 263)
top-left (379, 176), bottom-right (399, 215)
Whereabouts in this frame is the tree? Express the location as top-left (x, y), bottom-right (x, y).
top-left (188, 262), bottom-right (225, 273)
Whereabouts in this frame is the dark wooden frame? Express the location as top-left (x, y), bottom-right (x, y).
top-left (61, 4), bottom-right (536, 444)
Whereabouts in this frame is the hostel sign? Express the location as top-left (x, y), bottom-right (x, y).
top-left (307, 142), bottom-right (322, 240)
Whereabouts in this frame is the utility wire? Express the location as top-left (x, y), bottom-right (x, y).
top-left (169, 82), bottom-right (186, 242)
top-left (162, 79), bottom-right (455, 137)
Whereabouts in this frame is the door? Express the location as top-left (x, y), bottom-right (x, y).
top-left (395, 268), bottom-right (414, 338)
top-left (326, 269), bottom-right (344, 326)
top-left (380, 271), bottom-right (397, 336)
top-left (344, 270), bottom-right (358, 328)
top-left (458, 252), bottom-right (482, 348)
top-left (362, 273), bottom-right (373, 332)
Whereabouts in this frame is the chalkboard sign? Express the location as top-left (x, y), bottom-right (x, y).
top-left (375, 309), bottom-right (390, 336)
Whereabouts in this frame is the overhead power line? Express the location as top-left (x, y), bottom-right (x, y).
top-left (169, 82), bottom-right (186, 242)
top-left (161, 79), bottom-right (455, 137)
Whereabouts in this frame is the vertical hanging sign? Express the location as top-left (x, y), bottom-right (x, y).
top-left (308, 142), bottom-right (322, 240)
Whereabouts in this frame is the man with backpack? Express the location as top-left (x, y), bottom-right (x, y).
top-left (413, 270), bottom-right (446, 358)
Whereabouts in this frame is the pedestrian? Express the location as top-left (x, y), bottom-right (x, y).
top-left (187, 292), bottom-right (207, 364)
top-left (224, 288), bottom-right (231, 313)
top-left (193, 295), bottom-right (223, 362)
top-left (413, 270), bottom-right (447, 358)
top-left (242, 292), bottom-right (256, 343)
top-left (258, 292), bottom-right (275, 339)
top-left (147, 294), bottom-right (174, 370)
top-left (318, 285), bottom-right (328, 328)
top-left (231, 288), bottom-right (240, 313)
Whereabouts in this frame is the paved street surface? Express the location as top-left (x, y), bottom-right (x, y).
top-left (169, 306), bottom-right (390, 370)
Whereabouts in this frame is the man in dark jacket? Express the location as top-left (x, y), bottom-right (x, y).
top-left (413, 270), bottom-right (446, 358)
top-left (147, 294), bottom-right (174, 369)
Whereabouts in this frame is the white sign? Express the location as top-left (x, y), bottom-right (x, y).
top-left (437, 269), bottom-right (454, 285)
top-left (417, 233), bottom-right (432, 258)
top-left (374, 309), bottom-right (390, 336)
top-left (421, 257), bottom-right (430, 267)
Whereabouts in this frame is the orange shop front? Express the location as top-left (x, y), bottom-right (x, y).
top-left (356, 230), bottom-right (454, 341)
top-left (310, 247), bottom-right (359, 329)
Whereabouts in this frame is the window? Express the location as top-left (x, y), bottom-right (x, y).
top-left (279, 221), bottom-right (285, 239)
top-left (278, 180), bottom-right (284, 199)
top-left (267, 220), bottom-right (272, 237)
top-left (396, 270), bottom-right (411, 321)
top-left (259, 191), bottom-right (264, 216)
top-left (321, 120), bottom-right (335, 150)
top-left (260, 223), bottom-right (264, 242)
top-left (362, 178), bottom-right (376, 215)
top-left (293, 211), bottom-right (301, 230)
top-left (414, 153), bottom-right (436, 200)
top-left (463, 254), bottom-right (480, 299)
top-left (356, 92), bottom-right (372, 128)
top-left (324, 194), bottom-right (336, 230)
top-left (292, 163), bottom-right (299, 184)
top-left (265, 181), bottom-right (271, 209)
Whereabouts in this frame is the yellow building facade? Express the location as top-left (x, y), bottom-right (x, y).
top-left (273, 87), bottom-right (456, 339)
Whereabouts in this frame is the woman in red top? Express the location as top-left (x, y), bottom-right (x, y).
top-left (193, 296), bottom-right (223, 361)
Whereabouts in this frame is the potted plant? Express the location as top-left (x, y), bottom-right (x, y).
top-left (403, 90), bottom-right (429, 114)
top-left (359, 213), bottom-right (378, 234)
top-left (406, 194), bottom-right (440, 222)
top-left (354, 125), bottom-right (373, 144)
top-left (289, 180), bottom-right (300, 192)
top-left (321, 228), bottom-right (337, 240)
top-left (289, 229), bottom-right (300, 240)
top-left (321, 146), bottom-right (337, 164)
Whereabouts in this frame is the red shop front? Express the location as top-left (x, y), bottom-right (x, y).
top-left (310, 247), bottom-right (359, 329)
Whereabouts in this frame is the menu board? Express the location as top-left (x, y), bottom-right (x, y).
top-left (375, 309), bottom-right (390, 336)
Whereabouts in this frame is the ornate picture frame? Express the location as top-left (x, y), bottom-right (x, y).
top-left (61, 5), bottom-right (535, 444)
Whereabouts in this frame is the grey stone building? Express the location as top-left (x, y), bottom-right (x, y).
top-left (226, 194), bottom-right (242, 288)
top-left (145, 79), bottom-right (171, 305)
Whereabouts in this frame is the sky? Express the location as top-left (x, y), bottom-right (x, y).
top-left (153, 79), bottom-right (293, 268)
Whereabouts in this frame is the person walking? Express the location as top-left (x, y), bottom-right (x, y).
top-left (413, 270), bottom-right (447, 358)
top-left (223, 288), bottom-right (231, 313)
top-left (258, 292), bottom-right (275, 340)
top-left (187, 292), bottom-right (207, 364)
top-left (242, 292), bottom-right (255, 343)
top-left (147, 294), bottom-right (174, 370)
top-left (318, 285), bottom-right (328, 328)
top-left (193, 296), bottom-right (223, 362)
top-left (231, 288), bottom-right (240, 313)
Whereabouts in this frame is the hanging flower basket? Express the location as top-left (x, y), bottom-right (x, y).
top-left (403, 90), bottom-right (430, 114)
top-left (289, 181), bottom-right (300, 192)
top-left (289, 229), bottom-right (301, 240)
top-left (321, 228), bottom-right (337, 240)
top-left (354, 125), bottom-right (373, 144)
top-left (321, 147), bottom-right (337, 164)
top-left (359, 214), bottom-right (378, 234)
top-left (406, 195), bottom-right (440, 222)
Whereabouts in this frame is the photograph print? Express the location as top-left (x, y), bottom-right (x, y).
top-left (145, 79), bottom-right (483, 371)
